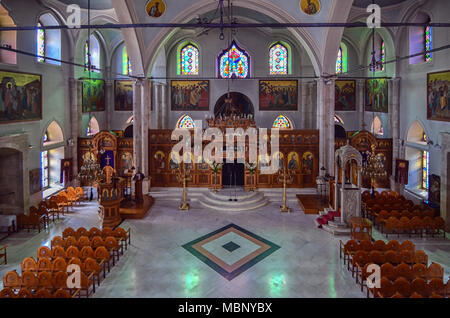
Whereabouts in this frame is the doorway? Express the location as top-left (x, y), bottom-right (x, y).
top-left (0, 148), bottom-right (23, 208)
top-left (222, 160), bottom-right (245, 187)
top-left (214, 92), bottom-right (254, 118)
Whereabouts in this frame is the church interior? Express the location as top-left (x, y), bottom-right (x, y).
top-left (0, 0), bottom-right (449, 300)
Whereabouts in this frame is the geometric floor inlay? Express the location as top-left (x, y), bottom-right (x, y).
top-left (182, 224), bottom-right (280, 280)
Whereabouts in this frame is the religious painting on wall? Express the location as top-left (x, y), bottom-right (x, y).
top-left (29, 169), bottom-right (41, 194)
top-left (365, 78), bottom-right (388, 113)
top-left (429, 174), bottom-right (441, 206)
top-left (154, 151), bottom-right (166, 172)
top-left (302, 152), bottom-right (314, 175)
top-left (114, 80), bottom-right (133, 111)
top-left (287, 152), bottom-right (299, 171)
top-left (120, 152), bottom-right (133, 174)
top-left (427, 70), bottom-right (450, 122)
top-left (145, 0), bottom-right (166, 18)
top-left (171, 80), bottom-right (209, 111)
top-left (272, 151), bottom-right (284, 171)
top-left (0, 70), bottom-right (42, 124)
top-left (259, 80), bottom-right (298, 111)
top-left (168, 152), bottom-right (180, 170)
top-left (300, 0), bottom-right (320, 15)
top-left (335, 80), bottom-right (356, 111)
top-left (394, 159), bottom-right (409, 185)
top-left (60, 158), bottom-right (73, 186)
top-left (258, 154), bottom-right (270, 170)
top-left (82, 79), bottom-right (105, 112)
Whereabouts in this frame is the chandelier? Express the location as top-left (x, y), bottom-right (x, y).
top-left (362, 144), bottom-right (387, 187)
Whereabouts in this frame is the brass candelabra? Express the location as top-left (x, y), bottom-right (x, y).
top-left (362, 144), bottom-right (387, 188)
top-left (175, 164), bottom-right (193, 211)
top-left (277, 163), bottom-right (293, 213)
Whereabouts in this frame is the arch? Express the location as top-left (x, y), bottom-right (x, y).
top-left (334, 114), bottom-right (344, 125)
top-left (335, 124), bottom-right (346, 139)
top-left (272, 115), bottom-right (293, 130)
top-left (0, 4), bottom-right (16, 64)
top-left (87, 117), bottom-right (100, 136)
top-left (407, 120), bottom-right (426, 143)
top-left (43, 121), bottom-right (64, 146)
top-left (124, 125), bottom-right (133, 138)
top-left (126, 115), bottom-right (134, 124)
top-left (269, 41), bottom-right (290, 75)
top-left (177, 41), bottom-right (199, 76)
top-left (144, 0), bottom-right (322, 77)
top-left (37, 12), bottom-right (61, 65)
top-left (214, 92), bottom-right (254, 118)
top-left (176, 115), bottom-right (195, 129)
top-left (370, 116), bottom-right (384, 137)
top-left (85, 33), bottom-right (101, 72)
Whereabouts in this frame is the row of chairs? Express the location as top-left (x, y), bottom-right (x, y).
top-left (381, 216), bottom-right (446, 238)
top-left (61, 226), bottom-right (130, 243)
top-left (0, 287), bottom-right (78, 298)
top-left (339, 239), bottom-right (416, 265)
top-left (374, 210), bottom-right (435, 224)
top-left (3, 269), bottom-right (95, 298)
top-left (39, 242), bottom-right (119, 268)
top-left (369, 277), bottom-right (450, 298)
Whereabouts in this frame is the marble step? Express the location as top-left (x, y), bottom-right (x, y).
top-left (202, 191), bottom-right (266, 206)
top-left (198, 196), bottom-right (270, 212)
top-left (322, 224), bottom-right (351, 236)
top-left (327, 220), bottom-right (347, 229)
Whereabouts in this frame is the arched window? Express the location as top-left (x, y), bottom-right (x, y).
top-left (37, 13), bottom-right (61, 65)
top-left (422, 150), bottom-right (429, 189)
top-left (334, 115), bottom-right (344, 125)
top-left (0, 5), bottom-right (17, 64)
top-left (218, 40), bottom-right (250, 79)
top-left (336, 47), bottom-right (343, 74)
top-left (409, 13), bottom-right (432, 64)
top-left (176, 115), bottom-right (195, 129)
top-left (87, 117), bottom-right (100, 136)
top-left (405, 120), bottom-right (429, 195)
top-left (380, 41), bottom-right (386, 71)
top-left (370, 116), bottom-right (384, 136)
top-left (272, 115), bottom-right (292, 129)
top-left (269, 42), bottom-right (288, 75)
top-left (85, 34), bottom-right (101, 72)
top-left (179, 43), bottom-right (199, 75)
top-left (41, 121), bottom-right (64, 190)
top-left (122, 46), bottom-right (132, 75)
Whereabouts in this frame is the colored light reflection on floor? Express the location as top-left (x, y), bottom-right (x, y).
top-left (184, 271), bottom-right (200, 294)
top-left (329, 274), bottom-right (337, 298)
top-left (269, 274), bottom-right (286, 297)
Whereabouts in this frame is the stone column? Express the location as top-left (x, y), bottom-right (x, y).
top-left (105, 78), bottom-right (113, 131)
top-left (154, 83), bottom-right (162, 129)
top-left (356, 79), bottom-right (365, 127)
top-left (133, 80), bottom-right (143, 171)
top-left (160, 83), bottom-right (168, 129)
top-left (305, 81), bottom-right (315, 129)
top-left (316, 79), bottom-right (335, 174)
top-left (300, 80), bottom-right (307, 129)
top-left (69, 78), bottom-right (82, 179)
top-left (390, 78), bottom-right (401, 191)
top-left (440, 132), bottom-right (450, 231)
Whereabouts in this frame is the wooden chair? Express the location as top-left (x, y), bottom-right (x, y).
top-left (52, 271), bottom-right (69, 290)
top-left (83, 257), bottom-right (104, 286)
top-left (369, 250), bottom-right (385, 265)
top-left (113, 227), bottom-right (130, 250)
top-left (429, 292), bottom-right (444, 298)
top-left (64, 236), bottom-right (78, 249)
top-left (411, 278), bottom-right (430, 297)
top-left (412, 263), bottom-right (428, 280)
top-left (68, 257), bottom-right (83, 269)
top-left (51, 246), bottom-right (67, 260)
top-left (339, 239), bottom-right (358, 266)
top-left (21, 271), bottom-right (38, 291)
top-left (386, 240), bottom-right (400, 251)
top-left (66, 246), bottom-right (80, 259)
top-left (104, 236), bottom-right (122, 265)
top-left (350, 251), bottom-right (369, 278)
top-left (51, 236), bottom-right (65, 249)
top-left (359, 240), bottom-right (372, 252)
top-left (62, 227), bottom-right (76, 239)
top-left (91, 236), bottom-right (105, 250)
top-left (0, 245), bottom-right (7, 264)
top-left (37, 246), bottom-right (52, 259)
top-left (422, 217), bottom-right (434, 237)
top-left (426, 263), bottom-right (444, 281)
top-left (77, 236), bottom-right (91, 249)
top-left (375, 277), bottom-right (395, 298)
top-left (37, 258), bottom-right (52, 272)
top-left (399, 250), bottom-right (414, 265)
top-left (372, 240), bottom-right (386, 252)
top-left (76, 227), bottom-right (89, 239)
top-left (385, 251), bottom-right (400, 265)
top-left (384, 217), bottom-right (400, 238)
top-left (101, 228), bottom-right (113, 239)
top-left (35, 288), bottom-right (53, 298)
top-left (78, 272), bottom-right (95, 297)
top-left (79, 246), bottom-right (95, 261)
top-left (38, 271), bottom-right (53, 290)
top-left (380, 263), bottom-right (396, 281)
top-left (413, 250), bottom-right (428, 265)
top-left (410, 216), bottom-right (423, 237)
top-left (88, 227), bottom-right (102, 239)
top-left (399, 240), bottom-right (415, 252)
top-left (16, 288), bottom-right (33, 298)
top-left (94, 247), bottom-right (111, 273)
top-left (53, 288), bottom-right (73, 298)
top-left (52, 257), bottom-right (67, 273)
top-left (393, 277), bottom-right (411, 297)
top-left (398, 217), bottom-right (412, 237)
top-left (0, 287), bottom-right (16, 298)
top-left (21, 257), bottom-right (38, 274)
top-left (395, 263), bottom-right (413, 281)
top-left (390, 292), bottom-right (405, 298)
top-left (47, 201), bottom-right (61, 221)
top-left (432, 217), bottom-right (446, 238)
top-left (3, 271), bottom-right (21, 290)
top-left (428, 278), bottom-right (446, 296)
top-left (75, 187), bottom-right (85, 201)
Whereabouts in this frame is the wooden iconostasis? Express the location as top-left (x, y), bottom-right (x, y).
top-left (335, 130), bottom-right (393, 188)
top-left (148, 129), bottom-right (320, 189)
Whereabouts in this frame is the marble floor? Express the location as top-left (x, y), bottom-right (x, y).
top-left (1, 190), bottom-right (449, 298)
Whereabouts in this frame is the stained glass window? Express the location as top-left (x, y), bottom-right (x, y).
top-left (41, 150), bottom-right (49, 189)
top-left (380, 41), bottom-right (385, 71)
top-left (218, 41), bottom-right (250, 79)
top-left (336, 47), bottom-right (343, 74)
top-left (177, 115), bottom-right (195, 129)
top-left (85, 35), bottom-right (100, 72)
top-left (269, 43), bottom-right (288, 75)
top-left (37, 22), bottom-right (45, 63)
top-left (122, 46), bottom-right (132, 75)
top-left (180, 44), bottom-right (199, 75)
top-left (425, 26), bottom-right (432, 62)
top-left (43, 131), bottom-right (49, 143)
top-left (422, 151), bottom-right (429, 189)
top-left (272, 115), bottom-right (292, 129)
